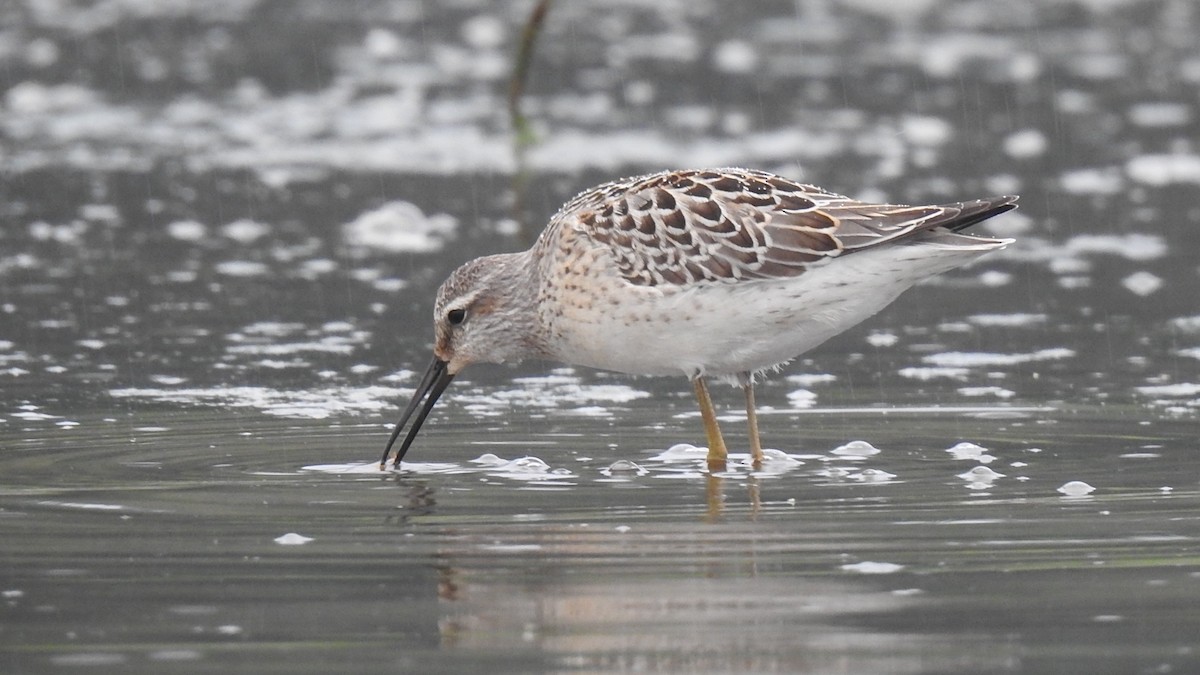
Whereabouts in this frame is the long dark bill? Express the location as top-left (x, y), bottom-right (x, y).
top-left (379, 357), bottom-right (455, 470)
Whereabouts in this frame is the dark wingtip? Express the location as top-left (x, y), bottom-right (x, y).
top-left (944, 195), bottom-right (1020, 233)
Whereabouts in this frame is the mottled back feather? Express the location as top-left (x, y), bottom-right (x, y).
top-left (547, 168), bottom-right (1017, 287)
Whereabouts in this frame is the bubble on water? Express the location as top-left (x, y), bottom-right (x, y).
top-left (498, 457), bottom-right (552, 474)
top-left (648, 443), bottom-right (707, 462)
top-left (274, 533), bottom-right (313, 545)
top-left (945, 442), bottom-right (996, 463)
top-left (841, 561), bottom-right (903, 574)
top-left (1058, 480), bottom-right (1096, 496)
top-left (959, 466), bottom-right (1005, 490)
top-left (852, 468), bottom-right (897, 483)
top-left (471, 453), bottom-right (508, 466)
top-left (601, 460), bottom-right (647, 476)
top-left (831, 440), bottom-right (881, 457)
top-left (759, 448), bottom-right (802, 464)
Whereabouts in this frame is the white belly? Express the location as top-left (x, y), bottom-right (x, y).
top-left (545, 240), bottom-right (1001, 378)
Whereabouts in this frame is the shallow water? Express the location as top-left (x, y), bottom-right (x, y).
top-left (4, 405), bottom-right (1200, 673)
top-left (4, 0), bottom-right (1200, 673)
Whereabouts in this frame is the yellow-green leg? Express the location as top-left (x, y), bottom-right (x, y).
top-left (741, 374), bottom-right (764, 467)
top-left (692, 375), bottom-right (728, 469)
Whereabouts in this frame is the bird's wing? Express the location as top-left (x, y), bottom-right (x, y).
top-left (553, 168), bottom-right (1016, 287)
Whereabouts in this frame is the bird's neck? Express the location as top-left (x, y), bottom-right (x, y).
top-left (489, 250), bottom-right (551, 359)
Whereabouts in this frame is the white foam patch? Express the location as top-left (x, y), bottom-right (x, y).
top-left (712, 40), bottom-right (758, 74)
top-left (786, 389), bottom-right (817, 408)
top-left (225, 339), bottom-right (359, 356)
top-left (1003, 128), bottom-right (1046, 158)
top-left (167, 220), bottom-right (207, 241)
top-left (841, 561), bottom-right (903, 574)
top-left (1136, 383), bottom-right (1200, 396)
top-left (109, 385), bottom-right (406, 418)
top-left (866, 331), bottom-right (899, 347)
top-left (455, 375), bottom-right (649, 416)
top-left (967, 313), bottom-right (1047, 327)
top-left (342, 201), bottom-right (457, 253)
top-left (1122, 271), bottom-right (1162, 296)
top-left (1066, 234), bottom-right (1167, 260)
top-left (897, 366), bottom-right (970, 381)
top-left (307, 462), bottom-right (409, 474)
top-left (922, 348), bottom-right (1075, 368)
top-left (222, 219), bottom-right (271, 243)
top-left (1170, 316), bottom-right (1200, 333)
top-left (1126, 153), bottom-right (1200, 186)
top-left (1060, 167), bottom-right (1124, 195)
top-left (1128, 102), bottom-right (1191, 127)
top-left (39, 501), bottom-right (125, 511)
top-left (785, 373), bottom-right (836, 386)
top-left (958, 386), bottom-right (1016, 399)
top-left (850, 468), bottom-right (897, 483)
top-left (214, 260), bottom-right (269, 277)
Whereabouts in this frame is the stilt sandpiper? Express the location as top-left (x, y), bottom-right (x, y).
top-left (381, 168), bottom-right (1017, 470)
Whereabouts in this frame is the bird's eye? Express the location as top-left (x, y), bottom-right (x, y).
top-left (446, 308), bottom-right (467, 326)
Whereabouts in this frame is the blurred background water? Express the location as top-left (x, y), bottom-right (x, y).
top-left (2, 0), bottom-right (1200, 673)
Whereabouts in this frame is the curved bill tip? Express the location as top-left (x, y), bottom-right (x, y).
top-left (379, 357), bottom-right (455, 470)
